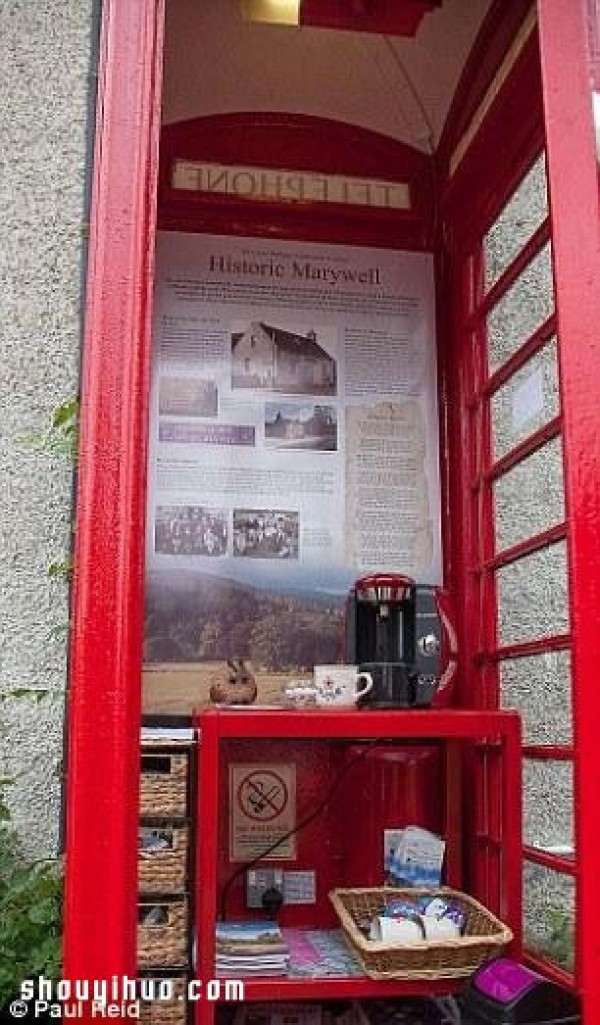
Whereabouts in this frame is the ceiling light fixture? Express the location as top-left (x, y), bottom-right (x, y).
top-left (240, 0), bottom-right (301, 26)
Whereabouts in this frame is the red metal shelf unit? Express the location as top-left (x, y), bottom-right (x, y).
top-left (192, 707), bottom-right (521, 1025)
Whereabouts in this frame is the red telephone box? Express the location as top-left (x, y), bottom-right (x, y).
top-left (63, 1), bottom-right (600, 1021)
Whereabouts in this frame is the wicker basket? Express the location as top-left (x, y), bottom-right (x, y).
top-left (137, 899), bottom-right (189, 969)
top-left (139, 824), bottom-right (189, 894)
top-left (140, 751), bottom-right (188, 817)
top-left (138, 976), bottom-right (187, 1025)
top-left (329, 887), bottom-right (513, 980)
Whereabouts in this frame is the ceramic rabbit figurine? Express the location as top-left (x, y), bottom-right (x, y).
top-left (209, 658), bottom-right (258, 705)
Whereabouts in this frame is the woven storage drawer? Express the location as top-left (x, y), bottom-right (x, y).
top-left (139, 824), bottom-right (189, 894)
top-left (329, 887), bottom-right (513, 981)
top-left (140, 751), bottom-right (188, 817)
top-left (139, 976), bottom-right (187, 1025)
top-left (138, 899), bottom-right (189, 969)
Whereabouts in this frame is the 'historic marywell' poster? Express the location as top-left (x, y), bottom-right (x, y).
top-left (144, 232), bottom-right (441, 704)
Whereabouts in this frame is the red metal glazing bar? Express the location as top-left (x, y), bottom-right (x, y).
top-left (468, 240), bottom-right (499, 708)
top-left (464, 251), bottom-right (553, 345)
top-left (502, 718), bottom-right (523, 949)
top-left (538, 0), bottom-right (600, 1006)
top-left (475, 262), bottom-right (500, 709)
top-left (483, 315), bottom-right (556, 398)
top-left (448, 253), bottom-right (481, 708)
top-left (478, 218), bottom-right (551, 316)
top-left (523, 745), bottom-right (574, 761)
top-left (471, 747), bottom-right (489, 902)
top-left (524, 950), bottom-right (575, 990)
top-left (487, 747), bottom-right (503, 846)
top-left (483, 522), bottom-right (567, 571)
top-left (63, 0), bottom-right (164, 995)
top-left (443, 741), bottom-right (463, 887)
top-left (484, 416), bottom-right (562, 483)
top-left (472, 833), bottom-right (505, 848)
top-left (463, 309), bottom-right (557, 410)
top-left (485, 633), bottom-right (571, 661)
top-left (434, 244), bottom-right (455, 591)
top-left (523, 846), bottom-right (576, 876)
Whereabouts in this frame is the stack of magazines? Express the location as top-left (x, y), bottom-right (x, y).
top-left (215, 920), bottom-right (290, 977)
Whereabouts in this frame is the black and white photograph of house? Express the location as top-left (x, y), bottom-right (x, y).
top-left (233, 509), bottom-right (299, 559)
top-left (231, 321), bottom-right (336, 395)
top-left (265, 402), bottom-right (338, 451)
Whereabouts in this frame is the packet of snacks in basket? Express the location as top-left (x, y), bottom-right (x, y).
top-left (369, 895), bottom-right (467, 944)
top-left (389, 826), bottom-right (445, 887)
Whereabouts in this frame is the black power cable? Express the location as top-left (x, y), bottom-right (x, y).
top-left (219, 737), bottom-right (386, 921)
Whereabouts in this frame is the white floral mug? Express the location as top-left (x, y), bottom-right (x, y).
top-left (313, 665), bottom-right (373, 708)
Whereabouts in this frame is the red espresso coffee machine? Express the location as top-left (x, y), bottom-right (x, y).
top-left (345, 572), bottom-right (457, 708)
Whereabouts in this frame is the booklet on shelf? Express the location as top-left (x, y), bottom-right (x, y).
top-left (215, 920), bottom-right (290, 977)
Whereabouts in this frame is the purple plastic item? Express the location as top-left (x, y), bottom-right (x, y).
top-left (473, 957), bottom-right (542, 1004)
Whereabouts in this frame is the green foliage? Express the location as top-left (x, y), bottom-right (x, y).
top-left (26, 398), bottom-right (79, 461)
top-left (545, 908), bottom-right (575, 970)
top-left (45, 398), bottom-right (78, 643)
top-left (0, 398), bottom-right (72, 1003)
top-left (0, 788), bottom-right (62, 1006)
top-left (47, 399), bottom-right (79, 459)
top-left (48, 557), bottom-right (74, 581)
top-left (0, 689), bottom-right (59, 705)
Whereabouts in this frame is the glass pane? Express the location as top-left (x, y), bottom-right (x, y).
top-left (491, 338), bottom-right (560, 460)
top-left (484, 153), bottom-right (549, 290)
top-left (500, 651), bottom-right (573, 744)
top-left (497, 541), bottom-right (570, 646)
top-left (487, 243), bottom-right (554, 373)
top-left (523, 862), bottom-right (575, 972)
top-left (494, 437), bottom-right (565, 552)
top-left (523, 759), bottom-right (574, 851)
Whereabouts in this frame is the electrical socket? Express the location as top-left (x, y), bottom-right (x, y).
top-left (246, 868), bottom-right (284, 909)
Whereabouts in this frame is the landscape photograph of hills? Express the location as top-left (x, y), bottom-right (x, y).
top-left (144, 569), bottom-right (344, 672)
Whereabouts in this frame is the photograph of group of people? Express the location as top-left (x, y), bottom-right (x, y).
top-left (155, 505), bottom-right (228, 556)
top-left (155, 506), bottom-right (300, 560)
top-left (233, 509), bottom-right (300, 560)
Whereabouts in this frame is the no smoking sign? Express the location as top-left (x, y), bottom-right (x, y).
top-left (237, 768), bottom-right (289, 821)
top-left (230, 763), bottom-right (296, 861)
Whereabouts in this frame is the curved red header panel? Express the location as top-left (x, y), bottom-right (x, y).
top-left (298, 0), bottom-right (441, 37)
top-left (158, 112), bottom-right (435, 250)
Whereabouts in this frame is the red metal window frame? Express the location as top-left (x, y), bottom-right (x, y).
top-left (459, 199), bottom-right (576, 985)
top-left (441, 1), bottom-right (600, 1017)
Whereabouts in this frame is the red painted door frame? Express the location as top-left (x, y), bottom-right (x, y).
top-left (537, 0), bottom-right (600, 1015)
top-left (63, 0), bottom-right (600, 1018)
top-left (63, 0), bottom-right (164, 988)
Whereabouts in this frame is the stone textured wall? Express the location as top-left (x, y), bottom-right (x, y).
top-left (0, 0), bottom-right (98, 857)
